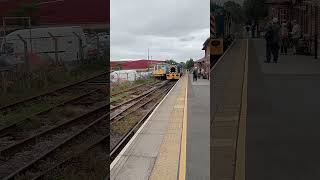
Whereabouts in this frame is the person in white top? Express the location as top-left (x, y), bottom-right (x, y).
top-left (280, 22), bottom-right (289, 55)
top-left (291, 20), bottom-right (301, 54)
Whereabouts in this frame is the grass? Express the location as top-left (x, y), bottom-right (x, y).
top-left (0, 59), bottom-right (106, 106)
top-left (110, 92), bottom-right (129, 103)
top-left (0, 92), bottom-right (80, 128)
top-left (46, 146), bottom-right (108, 180)
top-left (111, 77), bottom-right (155, 95)
top-left (112, 116), bottom-right (139, 135)
top-left (0, 59), bottom-right (107, 127)
top-left (18, 116), bottom-right (42, 131)
top-left (0, 103), bottom-right (49, 127)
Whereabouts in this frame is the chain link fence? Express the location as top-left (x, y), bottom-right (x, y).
top-left (110, 70), bottom-right (152, 85)
top-left (0, 27), bottom-right (108, 94)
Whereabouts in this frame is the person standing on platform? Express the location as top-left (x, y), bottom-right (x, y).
top-left (201, 68), bottom-right (205, 79)
top-left (264, 18), bottom-right (280, 63)
top-left (251, 21), bottom-right (256, 38)
top-left (245, 21), bottom-right (251, 37)
top-left (193, 67), bottom-right (198, 82)
top-left (291, 20), bottom-right (301, 55)
top-left (280, 22), bottom-right (289, 55)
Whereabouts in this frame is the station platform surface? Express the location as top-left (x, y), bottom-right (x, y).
top-left (186, 74), bottom-right (210, 179)
top-left (246, 39), bottom-right (320, 180)
top-left (211, 39), bottom-right (248, 180)
top-left (211, 38), bottom-right (320, 180)
top-left (110, 76), bottom-right (188, 180)
top-left (110, 73), bottom-right (210, 180)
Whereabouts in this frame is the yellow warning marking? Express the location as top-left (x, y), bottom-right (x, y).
top-left (149, 77), bottom-right (188, 180)
top-left (235, 39), bottom-right (248, 180)
top-left (174, 105), bottom-right (184, 109)
top-left (178, 75), bottom-right (188, 180)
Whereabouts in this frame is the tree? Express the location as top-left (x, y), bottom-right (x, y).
top-left (7, 2), bottom-right (40, 26)
top-left (165, 59), bottom-right (178, 65)
top-left (223, 1), bottom-right (245, 23)
top-left (243, 0), bottom-right (268, 21)
top-left (185, 58), bottom-right (194, 70)
top-left (211, 2), bottom-right (223, 14)
top-left (179, 62), bottom-right (186, 68)
top-left (113, 64), bottom-right (122, 71)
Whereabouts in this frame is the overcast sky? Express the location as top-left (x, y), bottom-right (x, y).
top-left (111, 0), bottom-right (209, 62)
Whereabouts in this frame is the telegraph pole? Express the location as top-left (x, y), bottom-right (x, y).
top-left (148, 48), bottom-right (150, 60)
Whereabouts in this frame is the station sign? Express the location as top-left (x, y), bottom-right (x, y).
top-left (210, 38), bottom-right (223, 55)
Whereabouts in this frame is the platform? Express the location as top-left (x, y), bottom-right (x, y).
top-left (186, 74), bottom-right (210, 179)
top-left (110, 72), bottom-right (211, 179)
top-left (246, 39), bottom-right (320, 179)
top-left (211, 38), bottom-right (320, 179)
top-left (211, 39), bottom-right (248, 180)
top-left (110, 76), bottom-right (188, 180)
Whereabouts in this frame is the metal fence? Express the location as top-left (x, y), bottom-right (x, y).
top-left (0, 28), bottom-right (109, 94)
top-left (1, 33), bottom-right (107, 65)
top-left (110, 71), bottom-right (152, 85)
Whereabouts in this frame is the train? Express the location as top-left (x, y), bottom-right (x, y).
top-left (152, 63), bottom-right (182, 80)
top-left (166, 64), bottom-right (183, 80)
top-left (152, 62), bottom-right (168, 79)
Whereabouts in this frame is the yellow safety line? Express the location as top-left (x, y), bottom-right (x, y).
top-left (235, 39), bottom-right (248, 180)
top-left (178, 75), bottom-right (188, 180)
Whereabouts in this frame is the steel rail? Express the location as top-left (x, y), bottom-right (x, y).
top-left (0, 88), bottom-right (103, 138)
top-left (0, 80), bottom-right (167, 177)
top-left (3, 114), bottom-right (109, 180)
top-left (0, 102), bottom-right (107, 159)
top-left (30, 135), bottom-right (109, 180)
top-left (0, 80), bottom-right (159, 138)
top-left (110, 81), bottom-right (170, 122)
top-left (0, 72), bottom-right (108, 114)
top-left (111, 83), bottom-right (172, 123)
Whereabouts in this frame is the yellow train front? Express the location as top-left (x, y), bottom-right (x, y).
top-left (153, 63), bottom-right (170, 80)
top-left (166, 65), bottom-right (182, 80)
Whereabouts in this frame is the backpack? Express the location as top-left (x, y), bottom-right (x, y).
top-left (265, 29), bottom-right (273, 41)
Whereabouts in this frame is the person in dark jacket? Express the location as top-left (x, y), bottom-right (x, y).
top-left (251, 21), bottom-right (256, 38)
top-left (280, 22), bottom-right (289, 55)
top-left (193, 67), bottom-right (198, 81)
top-left (264, 18), bottom-right (280, 63)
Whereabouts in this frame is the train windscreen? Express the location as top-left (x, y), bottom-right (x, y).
top-left (170, 67), bottom-right (176, 73)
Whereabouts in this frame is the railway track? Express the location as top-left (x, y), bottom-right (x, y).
top-left (110, 81), bottom-right (162, 107)
top-left (2, 115), bottom-right (109, 180)
top-left (0, 79), bottom-right (161, 142)
top-left (0, 79), bottom-right (161, 139)
top-left (110, 81), bottom-right (172, 123)
top-left (0, 79), bottom-right (167, 179)
top-left (110, 80), bottom-right (176, 161)
top-left (30, 135), bottom-right (109, 180)
top-left (0, 72), bottom-right (108, 126)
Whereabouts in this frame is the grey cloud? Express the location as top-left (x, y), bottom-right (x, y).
top-left (111, 0), bottom-right (209, 61)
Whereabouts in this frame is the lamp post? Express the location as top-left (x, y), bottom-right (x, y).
top-left (315, 2), bottom-right (318, 59)
top-left (302, 0), bottom-right (318, 59)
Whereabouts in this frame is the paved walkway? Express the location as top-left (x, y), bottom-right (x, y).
top-left (251, 39), bottom-right (320, 74)
top-left (110, 77), bottom-right (188, 180)
top-left (186, 74), bottom-right (210, 180)
top-left (210, 39), bottom-right (247, 180)
top-left (247, 39), bottom-right (320, 180)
